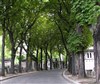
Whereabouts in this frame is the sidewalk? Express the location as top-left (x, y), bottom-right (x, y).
top-left (63, 70), bottom-right (100, 84)
top-left (0, 71), bottom-right (37, 81)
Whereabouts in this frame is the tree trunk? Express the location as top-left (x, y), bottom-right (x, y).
top-left (26, 44), bottom-right (29, 72)
top-left (11, 47), bottom-right (16, 74)
top-left (19, 44), bottom-right (22, 73)
top-left (55, 21), bottom-right (70, 61)
top-left (36, 49), bottom-right (39, 71)
top-left (1, 29), bottom-right (6, 76)
top-left (26, 54), bottom-right (28, 72)
top-left (96, 41), bottom-right (100, 82)
top-left (93, 35), bottom-right (98, 82)
top-left (9, 33), bottom-right (16, 74)
top-left (50, 49), bottom-right (52, 70)
top-left (68, 56), bottom-right (72, 73)
top-left (72, 52), bottom-right (76, 75)
top-left (59, 51), bottom-right (62, 69)
top-left (96, 15), bottom-right (100, 82)
top-left (40, 48), bottom-right (43, 70)
top-left (94, 15), bottom-right (100, 83)
top-left (65, 51), bottom-right (68, 68)
top-left (78, 51), bottom-right (86, 78)
top-left (45, 46), bottom-right (48, 70)
top-left (28, 52), bottom-right (33, 71)
top-left (11, 51), bottom-right (15, 74)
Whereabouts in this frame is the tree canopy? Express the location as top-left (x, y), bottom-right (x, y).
top-left (0, 0), bottom-right (100, 81)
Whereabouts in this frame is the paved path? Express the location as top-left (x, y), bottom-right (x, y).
top-left (1, 69), bottom-right (73, 84)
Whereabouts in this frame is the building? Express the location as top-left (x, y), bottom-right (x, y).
top-left (84, 47), bottom-right (94, 76)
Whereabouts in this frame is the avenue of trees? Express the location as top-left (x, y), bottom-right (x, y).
top-left (0, 0), bottom-right (100, 83)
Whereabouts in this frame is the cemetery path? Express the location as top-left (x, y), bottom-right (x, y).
top-left (1, 69), bottom-right (74, 84)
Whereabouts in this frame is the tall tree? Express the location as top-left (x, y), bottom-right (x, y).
top-left (1, 26), bottom-right (6, 76)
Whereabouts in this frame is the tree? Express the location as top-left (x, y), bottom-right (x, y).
top-left (71, 0), bottom-right (100, 78)
top-left (1, 25), bottom-right (6, 76)
top-left (0, 0), bottom-right (7, 76)
top-left (94, 15), bottom-right (100, 83)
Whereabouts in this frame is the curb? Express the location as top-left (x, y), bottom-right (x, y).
top-left (0, 71), bottom-right (37, 81)
top-left (62, 69), bottom-right (80, 84)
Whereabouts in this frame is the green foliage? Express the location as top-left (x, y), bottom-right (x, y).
top-left (5, 35), bottom-right (11, 50)
top-left (17, 55), bottom-right (25, 61)
top-left (81, 25), bottom-right (93, 49)
top-left (67, 31), bottom-right (82, 53)
top-left (0, 36), bottom-right (11, 60)
top-left (72, 0), bottom-right (100, 25)
top-left (43, 0), bottom-right (49, 2)
top-left (0, 0), bottom-right (99, 65)
top-left (67, 25), bottom-right (93, 53)
top-left (0, 28), bottom-right (2, 35)
top-left (52, 52), bottom-right (59, 59)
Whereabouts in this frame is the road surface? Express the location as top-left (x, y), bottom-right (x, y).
top-left (1, 69), bottom-right (74, 84)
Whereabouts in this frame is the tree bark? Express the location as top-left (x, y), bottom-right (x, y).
top-left (36, 49), bottom-right (39, 71)
top-left (93, 35), bottom-right (98, 82)
top-left (26, 43), bottom-right (29, 72)
top-left (96, 41), bottom-right (100, 82)
top-left (72, 52), bottom-right (76, 75)
top-left (29, 52), bottom-right (33, 71)
top-left (94, 15), bottom-right (100, 83)
top-left (44, 46), bottom-right (48, 70)
top-left (40, 48), bottom-right (43, 70)
top-left (58, 50), bottom-right (62, 69)
top-left (78, 51), bottom-right (86, 78)
top-left (26, 54), bottom-right (28, 72)
top-left (1, 28), bottom-right (6, 76)
top-left (8, 32), bottom-right (16, 74)
top-left (50, 49), bottom-right (52, 70)
top-left (19, 43), bottom-right (23, 73)
top-left (65, 51), bottom-right (68, 68)
top-left (11, 47), bottom-right (16, 74)
top-left (68, 56), bottom-right (72, 73)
